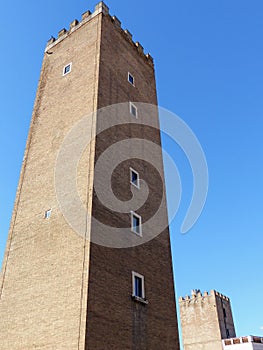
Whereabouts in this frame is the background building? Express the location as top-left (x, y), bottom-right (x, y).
top-left (222, 336), bottom-right (263, 349)
top-left (0, 2), bottom-right (179, 349)
top-left (179, 289), bottom-right (236, 350)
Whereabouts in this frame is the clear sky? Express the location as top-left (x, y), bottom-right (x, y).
top-left (1, 0), bottom-right (263, 340)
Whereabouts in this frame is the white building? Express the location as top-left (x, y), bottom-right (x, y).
top-left (223, 336), bottom-right (263, 349)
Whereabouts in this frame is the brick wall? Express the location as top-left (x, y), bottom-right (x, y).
top-left (0, 12), bottom-right (101, 350)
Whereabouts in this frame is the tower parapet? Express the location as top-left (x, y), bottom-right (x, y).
top-left (179, 289), bottom-right (230, 303)
top-left (45, 1), bottom-right (154, 66)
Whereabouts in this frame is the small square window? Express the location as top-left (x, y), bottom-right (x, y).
top-left (129, 102), bottom-right (138, 118)
top-left (63, 63), bottom-right (72, 76)
top-left (132, 271), bottom-right (145, 299)
top-left (45, 209), bottom-right (52, 219)
top-left (130, 168), bottom-right (139, 188)
top-left (131, 211), bottom-right (142, 236)
top-left (128, 72), bottom-right (135, 86)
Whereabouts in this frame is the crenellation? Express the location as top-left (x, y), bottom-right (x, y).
top-left (70, 19), bottom-right (79, 30)
top-left (213, 290), bottom-right (229, 301)
top-left (45, 2), bottom-right (154, 66)
top-left (146, 53), bottom-right (153, 64)
top-left (111, 15), bottom-right (121, 27)
top-left (124, 29), bottom-right (133, 41)
top-left (82, 10), bottom-right (92, 20)
top-left (135, 42), bottom-right (144, 54)
top-left (95, 1), bottom-right (109, 15)
top-left (58, 28), bottom-right (67, 38)
top-left (47, 36), bottom-right (55, 46)
top-left (179, 289), bottom-right (231, 305)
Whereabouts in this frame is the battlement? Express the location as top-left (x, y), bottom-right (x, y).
top-left (179, 289), bottom-right (230, 302)
top-left (45, 1), bottom-right (154, 66)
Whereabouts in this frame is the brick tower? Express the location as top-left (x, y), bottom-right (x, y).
top-left (179, 289), bottom-right (236, 350)
top-left (0, 2), bottom-right (180, 349)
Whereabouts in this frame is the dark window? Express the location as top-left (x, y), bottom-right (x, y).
top-left (223, 308), bottom-right (227, 318)
top-left (132, 272), bottom-right (145, 300)
top-left (134, 276), bottom-right (143, 298)
top-left (226, 329), bottom-right (230, 338)
top-left (45, 209), bottom-right (52, 219)
top-left (132, 214), bottom-right (140, 234)
top-left (131, 171), bottom-right (138, 186)
top-left (63, 63), bottom-right (71, 75)
top-left (130, 168), bottom-right (139, 188)
top-left (128, 72), bottom-right (135, 86)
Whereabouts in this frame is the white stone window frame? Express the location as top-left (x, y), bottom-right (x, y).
top-left (128, 72), bottom-right (135, 86)
top-left (63, 62), bottom-right (72, 76)
top-left (130, 211), bottom-right (142, 236)
top-left (132, 271), bottom-right (145, 299)
top-left (129, 102), bottom-right (138, 118)
top-left (130, 167), bottom-right (140, 189)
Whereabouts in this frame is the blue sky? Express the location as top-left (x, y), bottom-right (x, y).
top-left (1, 0), bottom-right (263, 340)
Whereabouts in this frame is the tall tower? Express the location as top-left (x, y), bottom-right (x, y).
top-left (0, 2), bottom-right (180, 349)
top-left (179, 289), bottom-right (236, 350)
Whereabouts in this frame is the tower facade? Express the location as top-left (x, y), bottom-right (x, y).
top-left (179, 290), bottom-right (236, 350)
top-left (0, 2), bottom-right (180, 349)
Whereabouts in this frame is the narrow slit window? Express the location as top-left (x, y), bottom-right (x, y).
top-left (130, 168), bottom-right (139, 188)
top-left (129, 102), bottom-right (138, 118)
top-left (132, 271), bottom-right (145, 299)
top-left (131, 212), bottom-right (142, 236)
top-left (63, 63), bottom-right (72, 76)
top-left (128, 72), bottom-right (135, 86)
